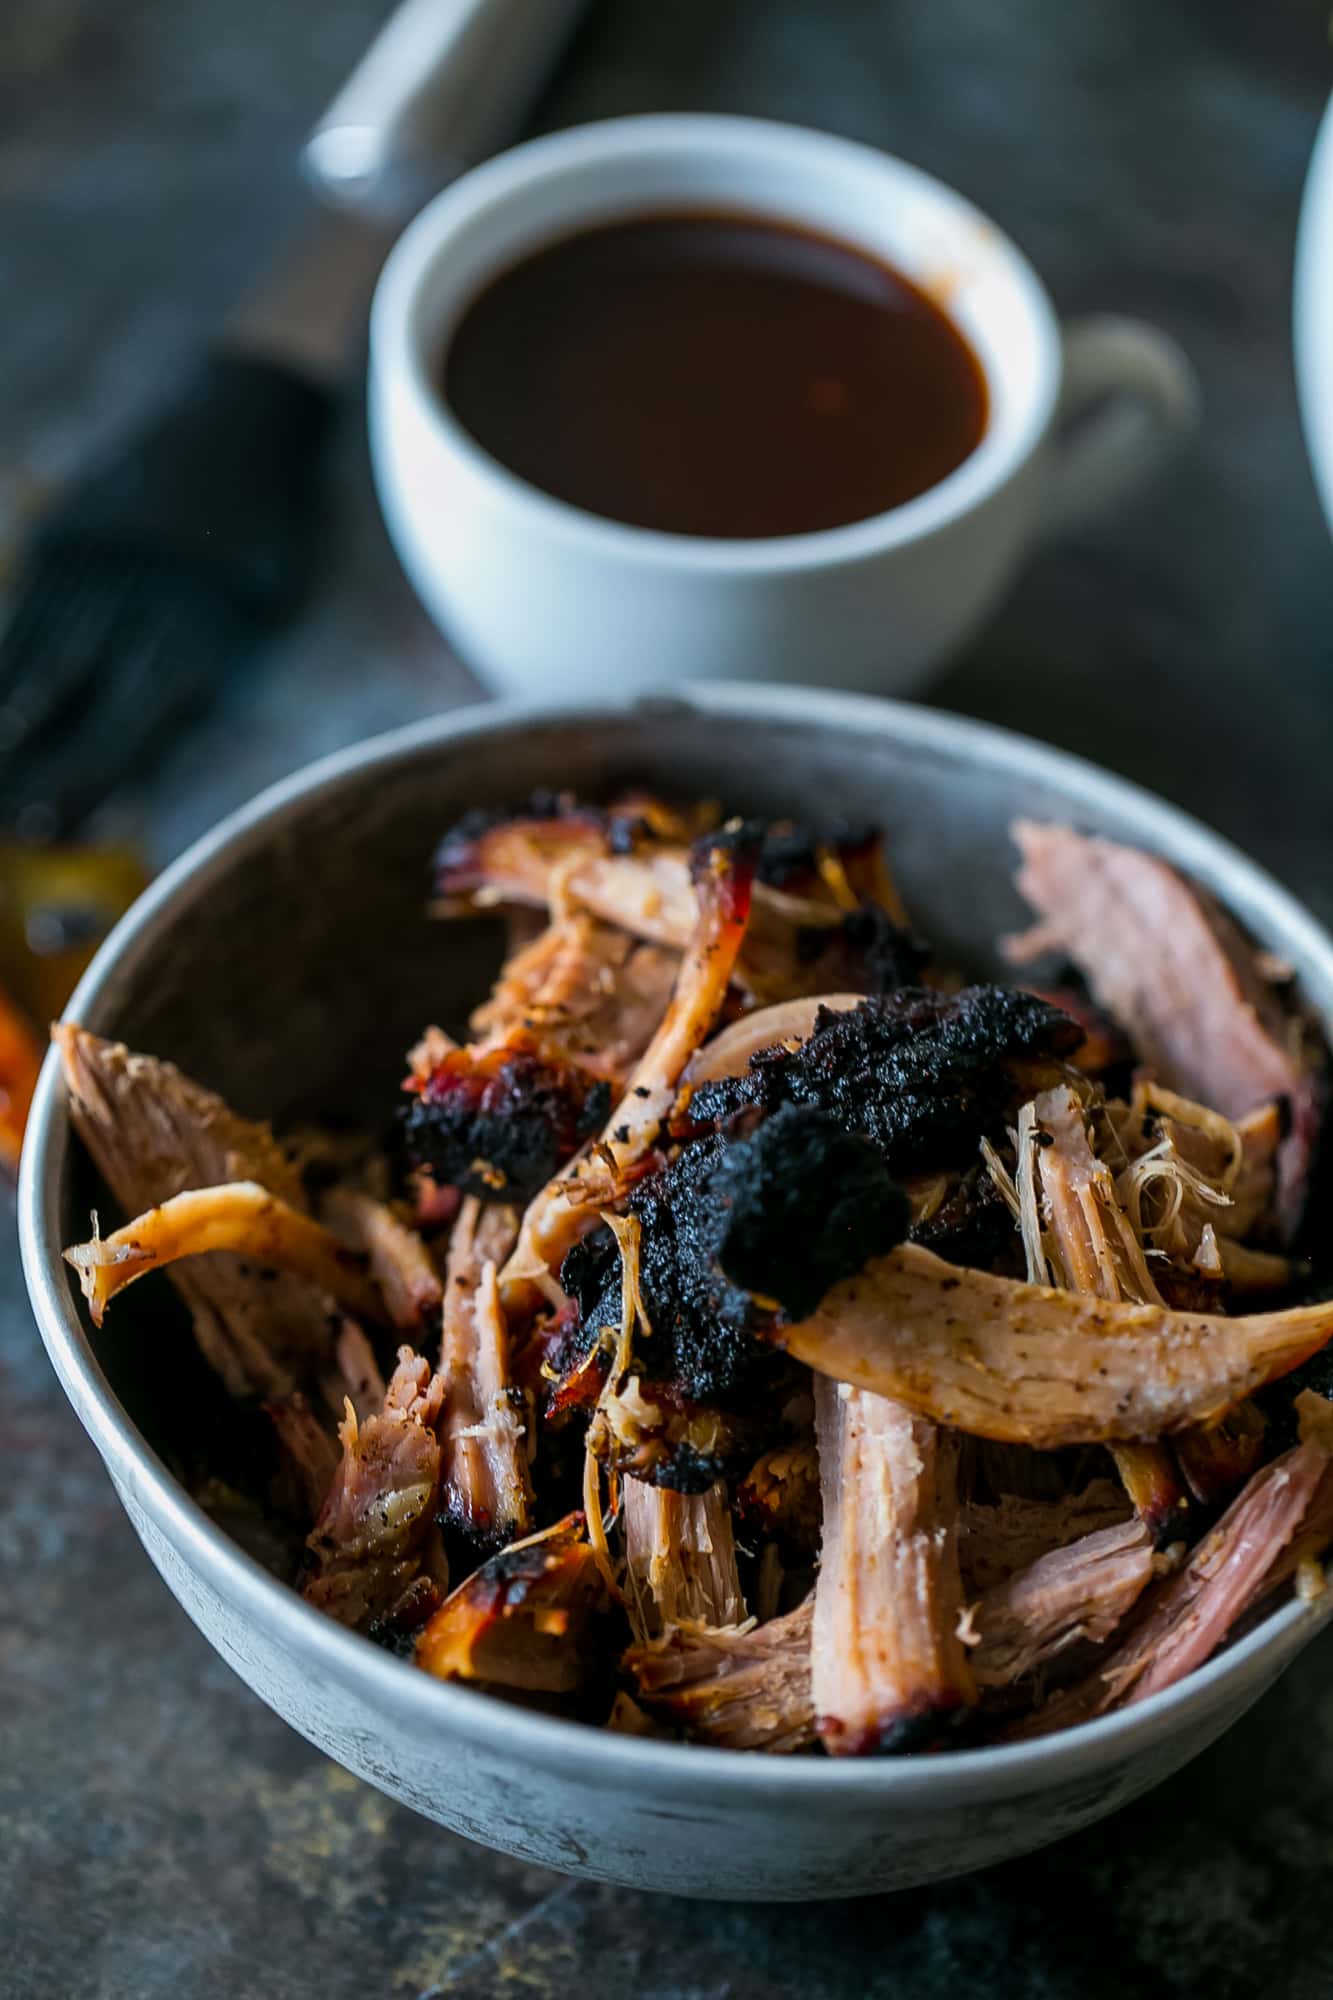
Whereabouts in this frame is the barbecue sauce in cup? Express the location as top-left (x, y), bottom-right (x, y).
top-left (441, 211), bottom-right (988, 540)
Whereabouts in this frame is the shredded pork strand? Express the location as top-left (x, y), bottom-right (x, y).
top-left (301, 1349), bottom-right (448, 1631)
top-left (1014, 1435), bottom-right (1333, 1736)
top-left (321, 1187), bottom-right (443, 1331)
top-left (967, 1518), bottom-right (1154, 1687)
top-left (56, 1026), bottom-right (332, 1398)
top-left (1028, 1084), bottom-right (1185, 1534)
top-left (1006, 821), bottom-right (1320, 1234)
top-left (626, 1600), bottom-right (818, 1753)
top-left (64, 1181), bottom-right (384, 1330)
top-left (812, 1378), bottom-right (975, 1754)
top-left (437, 1197), bottom-right (530, 1547)
top-left (438, 817), bottom-right (857, 984)
top-left (500, 839), bottom-right (753, 1314)
top-left (778, 1242), bottom-right (1333, 1447)
top-left (326, 1318), bottom-right (386, 1423)
top-left (622, 1479), bottom-right (746, 1642)
top-left (630, 1514), bottom-right (1153, 1746)
top-left (265, 1393), bottom-right (342, 1520)
top-left (958, 1481), bottom-right (1133, 1596)
top-left (469, 911), bottom-right (679, 1083)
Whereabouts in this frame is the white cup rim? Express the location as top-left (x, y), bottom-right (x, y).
top-left (371, 112), bottom-right (1065, 573)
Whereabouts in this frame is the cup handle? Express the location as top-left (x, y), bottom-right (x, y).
top-left (1039, 315), bottom-right (1200, 536)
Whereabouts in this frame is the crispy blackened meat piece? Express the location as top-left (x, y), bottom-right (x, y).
top-left (752, 817), bottom-right (876, 888)
top-left (402, 1041), bottom-right (611, 1202)
top-left (795, 903), bottom-right (930, 996)
top-left (910, 1162), bottom-right (1019, 1272)
top-left (436, 793), bottom-right (881, 905)
top-left (433, 790), bottom-right (609, 896)
top-left (686, 989), bottom-right (1082, 1177)
top-left (555, 987), bottom-right (1072, 1459)
top-left (561, 1107), bottom-right (909, 1411)
top-left (560, 1153), bottom-right (761, 1411)
top-left (712, 1104), bottom-right (910, 1318)
top-left (414, 1512), bottom-right (616, 1693)
top-left (501, 828), bottom-right (758, 1317)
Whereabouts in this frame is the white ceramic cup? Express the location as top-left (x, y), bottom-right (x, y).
top-left (370, 113), bottom-right (1198, 699)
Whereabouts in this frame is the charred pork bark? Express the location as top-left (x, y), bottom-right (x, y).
top-left (774, 1241), bottom-right (1333, 1446)
top-left (56, 1026), bottom-right (334, 1399)
top-left (301, 1348), bottom-right (448, 1632)
top-left (553, 987), bottom-right (1083, 1487)
top-left (403, 914), bottom-right (677, 1204)
top-left (402, 1033), bottom-right (612, 1204)
top-left (414, 1511), bottom-right (613, 1692)
top-left (1007, 821), bottom-right (1323, 1235)
top-left (437, 1197), bottom-right (530, 1553)
top-left (555, 1105), bottom-right (906, 1487)
top-left (434, 795), bottom-right (922, 1004)
top-left (683, 988), bottom-right (1083, 1177)
top-left (622, 1478), bottom-right (746, 1640)
top-left (812, 1379), bottom-right (976, 1754)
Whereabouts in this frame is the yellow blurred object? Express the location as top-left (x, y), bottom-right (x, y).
top-left (0, 837), bottom-right (147, 1028)
top-left (0, 837), bottom-right (147, 1169)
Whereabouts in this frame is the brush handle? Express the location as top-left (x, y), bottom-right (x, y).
top-left (304, 0), bottom-right (592, 220)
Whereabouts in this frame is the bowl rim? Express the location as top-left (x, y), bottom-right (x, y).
top-left (20, 683), bottom-right (1333, 1805)
top-left (371, 111), bottom-right (1064, 574)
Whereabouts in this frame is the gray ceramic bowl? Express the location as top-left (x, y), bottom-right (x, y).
top-left (19, 687), bottom-right (1333, 1900)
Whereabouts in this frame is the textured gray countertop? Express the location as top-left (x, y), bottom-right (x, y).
top-left (3, 2), bottom-right (1333, 1995)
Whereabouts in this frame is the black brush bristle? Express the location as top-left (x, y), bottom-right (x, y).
top-left (0, 351), bottom-right (336, 835)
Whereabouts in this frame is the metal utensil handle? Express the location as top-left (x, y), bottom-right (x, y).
top-left (304, 0), bottom-right (590, 220)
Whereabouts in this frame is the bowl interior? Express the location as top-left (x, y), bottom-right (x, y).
top-left (37, 688), bottom-right (1333, 1687)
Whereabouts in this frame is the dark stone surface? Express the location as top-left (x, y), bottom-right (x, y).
top-left (3, 1), bottom-right (1333, 1994)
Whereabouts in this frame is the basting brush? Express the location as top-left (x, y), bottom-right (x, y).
top-left (0, 0), bottom-right (590, 840)
top-left (0, 347), bottom-right (337, 838)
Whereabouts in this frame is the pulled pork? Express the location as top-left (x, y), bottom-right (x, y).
top-left (1007, 821), bottom-right (1322, 1235)
top-left (301, 1349), bottom-right (449, 1634)
top-left (812, 1379), bottom-right (975, 1754)
top-left (436, 1197), bottom-right (530, 1552)
top-left (57, 1027), bottom-right (335, 1399)
top-left (59, 798), bottom-right (1333, 1754)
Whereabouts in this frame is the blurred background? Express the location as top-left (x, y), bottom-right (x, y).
top-left (3, 3), bottom-right (1333, 1995)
